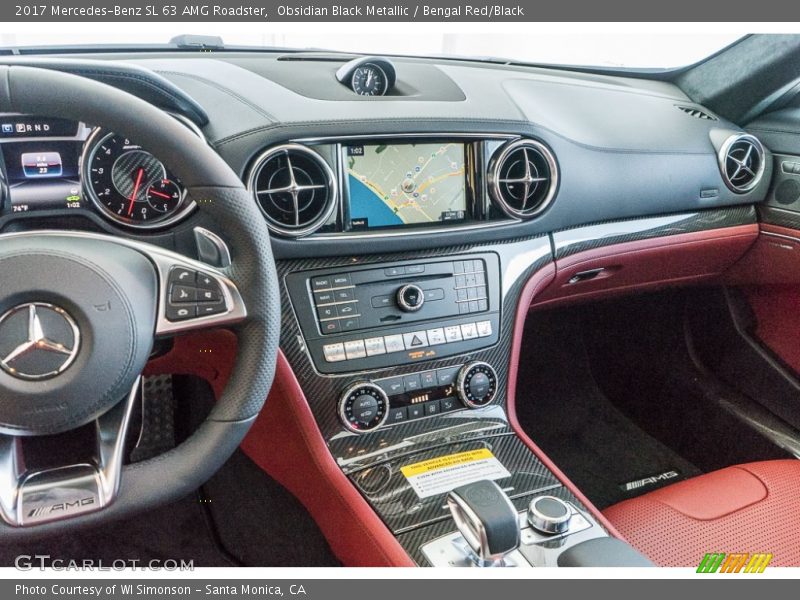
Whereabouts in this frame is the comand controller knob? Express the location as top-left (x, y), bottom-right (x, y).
top-left (338, 381), bottom-right (390, 434)
top-left (396, 284), bottom-right (425, 312)
top-left (527, 495), bottom-right (573, 535)
top-left (456, 361), bottom-right (498, 409)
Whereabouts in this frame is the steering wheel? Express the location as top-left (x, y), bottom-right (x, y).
top-left (0, 66), bottom-right (280, 537)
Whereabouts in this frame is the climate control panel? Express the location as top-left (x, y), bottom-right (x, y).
top-left (338, 362), bottom-right (499, 433)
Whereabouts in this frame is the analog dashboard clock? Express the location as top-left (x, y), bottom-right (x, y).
top-left (351, 64), bottom-right (389, 96)
top-left (336, 56), bottom-right (397, 97)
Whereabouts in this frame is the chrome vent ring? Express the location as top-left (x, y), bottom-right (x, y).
top-left (247, 143), bottom-right (337, 237)
top-left (718, 133), bottom-right (765, 194)
top-left (488, 138), bottom-right (558, 219)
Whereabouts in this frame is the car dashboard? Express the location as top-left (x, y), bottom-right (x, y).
top-left (0, 50), bottom-right (786, 567)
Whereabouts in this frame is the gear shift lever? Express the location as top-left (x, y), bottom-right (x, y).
top-left (446, 479), bottom-right (521, 566)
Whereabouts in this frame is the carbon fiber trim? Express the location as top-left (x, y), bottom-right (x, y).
top-left (276, 234), bottom-right (552, 444)
top-left (397, 483), bottom-right (598, 565)
top-left (553, 206), bottom-right (757, 259)
top-left (348, 432), bottom-right (561, 534)
top-left (759, 205), bottom-right (800, 231)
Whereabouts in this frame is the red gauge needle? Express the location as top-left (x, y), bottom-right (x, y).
top-left (148, 189), bottom-right (172, 200)
top-left (127, 167), bottom-right (145, 217)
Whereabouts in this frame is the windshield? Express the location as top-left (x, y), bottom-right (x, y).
top-left (0, 29), bottom-right (743, 69)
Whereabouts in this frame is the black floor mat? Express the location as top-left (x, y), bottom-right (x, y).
top-left (0, 493), bottom-right (232, 567)
top-left (0, 451), bottom-right (338, 567)
top-left (581, 292), bottom-right (790, 474)
top-left (202, 450), bottom-right (340, 567)
top-left (516, 291), bottom-right (791, 511)
top-left (516, 308), bottom-right (703, 510)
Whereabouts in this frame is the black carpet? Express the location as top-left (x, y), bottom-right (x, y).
top-left (516, 291), bottom-right (790, 511)
top-left (0, 493), bottom-right (232, 567)
top-left (516, 305), bottom-right (702, 510)
top-left (202, 450), bottom-right (340, 567)
top-left (0, 451), bottom-right (338, 567)
top-left (581, 292), bottom-right (790, 474)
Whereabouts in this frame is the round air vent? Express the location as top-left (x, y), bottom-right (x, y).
top-left (247, 143), bottom-right (337, 237)
top-left (718, 134), bottom-right (765, 194)
top-left (488, 138), bottom-right (558, 219)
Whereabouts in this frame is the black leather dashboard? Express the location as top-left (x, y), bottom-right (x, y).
top-left (0, 52), bottom-right (772, 260)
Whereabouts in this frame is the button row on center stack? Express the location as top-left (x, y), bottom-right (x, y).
top-left (322, 320), bottom-right (493, 363)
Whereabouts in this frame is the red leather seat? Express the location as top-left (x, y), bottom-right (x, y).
top-left (603, 460), bottom-right (800, 566)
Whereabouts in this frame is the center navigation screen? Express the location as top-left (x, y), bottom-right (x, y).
top-left (346, 142), bottom-right (467, 230)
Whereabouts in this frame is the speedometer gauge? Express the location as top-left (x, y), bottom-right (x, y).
top-left (82, 130), bottom-right (190, 228)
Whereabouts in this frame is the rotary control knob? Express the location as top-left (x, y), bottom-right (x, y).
top-left (338, 382), bottom-right (390, 434)
top-left (456, 361), bottom-right (498, 409)
top-left (527, 495), bottom-right (572, 535)
top-left (396, 284), bottom-right (425, 312)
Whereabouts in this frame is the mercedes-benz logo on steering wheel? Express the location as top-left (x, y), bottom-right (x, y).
top-left (0, 303), bottom-right (80, 381)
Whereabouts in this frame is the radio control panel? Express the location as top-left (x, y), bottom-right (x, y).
top-left (285, 253), bottom-right (501, 373)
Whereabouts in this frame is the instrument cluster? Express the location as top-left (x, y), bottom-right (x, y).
top-left (0, 114), bottom-right (197, 231)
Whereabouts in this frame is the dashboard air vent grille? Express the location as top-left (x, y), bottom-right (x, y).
top-left (718, 134), bottom-right (765, 194)
top-left (677, 105), bottom-right (718, 121)
top-left (247, 144), bottom-right (337, 237)
top-left (488, 139), bottom-right (558, 219)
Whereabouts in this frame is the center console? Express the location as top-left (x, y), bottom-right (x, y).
top-left (275, 158), bottom-right (625, 566)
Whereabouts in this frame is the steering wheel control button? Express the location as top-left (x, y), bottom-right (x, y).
top-left (397, 284), bottom-right (425, 312)
top-left (166, 304), bottom-right (197, 321)
top-left (338, 382), bottom-right (389, 433)
top-left (197, 303), bottom-right (227, 317)
top-left (197, 287), bottom-right (221, 303)
top-left (170, 285), bottom-right (197, 303)
top-left (169, 267), bottom-right (196, 286)
top-left (527, 496), bottom-right (573, 536)
top-left (457, 361), bottom-right (498, 409)
top-left (165, 266), bottom-right (230, 323)
top-left (196, 272), bottom-right (218, 289)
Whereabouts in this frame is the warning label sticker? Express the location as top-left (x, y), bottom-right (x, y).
top-left (400, 448), bottom-right (511, 499)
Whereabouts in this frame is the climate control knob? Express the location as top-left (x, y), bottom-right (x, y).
top-left (338, 382), bottom-right (390, 434)
top-left (396, 284), bottom-right (425, 312)
top-left (456, 361), bottom-right (498, 408)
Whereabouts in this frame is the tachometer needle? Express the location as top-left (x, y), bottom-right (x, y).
top-left (127, 167), bottom-right (145, 217)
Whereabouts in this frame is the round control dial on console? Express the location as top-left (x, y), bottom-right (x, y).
top-left (527, 495), bottom-right (572, 535)
top-left (396, 284), bottom-right (425, 312)
top-left (456, 361), bottom-right (498, 408)
top-left (338, 382), bottom-right (390, 433)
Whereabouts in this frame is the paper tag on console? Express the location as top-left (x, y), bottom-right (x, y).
top-left (400, 448), bottom-right (511, 499)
